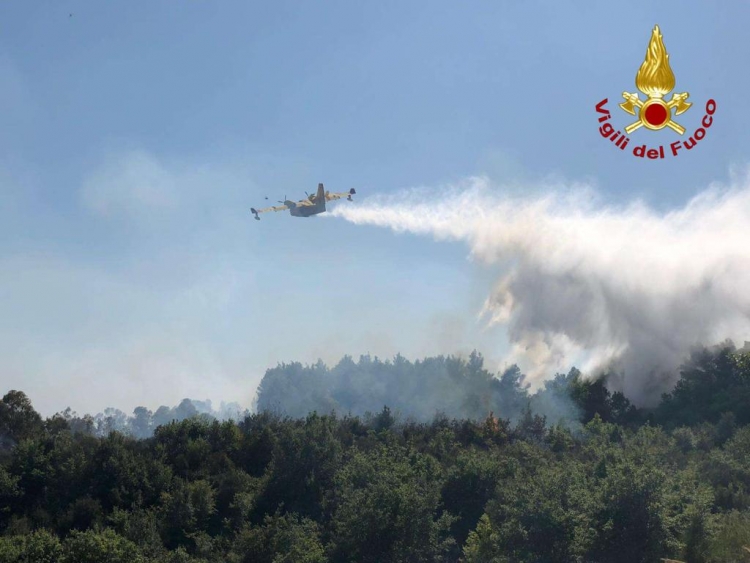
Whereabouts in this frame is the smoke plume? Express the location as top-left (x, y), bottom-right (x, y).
top-left (330, 172), bottom-right (750, 405)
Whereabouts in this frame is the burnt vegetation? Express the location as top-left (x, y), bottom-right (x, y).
top-left (1, 343), bottom-right (750, 562)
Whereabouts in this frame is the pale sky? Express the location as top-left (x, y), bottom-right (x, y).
top-left (1, 1), bottom-right (748, 416)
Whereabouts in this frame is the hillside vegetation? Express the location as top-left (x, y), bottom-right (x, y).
top-left (1, 343), bottom-right (750, 562)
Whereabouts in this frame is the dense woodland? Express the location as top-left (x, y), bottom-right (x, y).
top-left (1, 343), bottom-right (750, 562)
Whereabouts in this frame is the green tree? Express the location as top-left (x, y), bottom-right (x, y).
top-left (61, 529), bottom-right (144, 563)
top-left (706, 510), bottom-right (750, 562)
top-left (463, 514), bottom-right (507, 563)
top-left (254, 412), bottom-right (343, 521)
top-left (230, 512), bottom-right (325, 563)
top-left (0, 529), bottom-right (62, 563)
top-left (0, 391), bottom-right (44, 447)
top-left (0, 465), bottom-right (21, 526)
top-left (487, 460), bottom-right (595, 563)
top-left (441, 451), bottom-right (506, 546)
top-left (131, 407), bottom-right (153, 439)
top-left (329, 446), bottom-right (454, 563)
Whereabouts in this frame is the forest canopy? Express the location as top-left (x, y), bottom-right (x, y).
top-left (1, 342), bottom-right (750, 562)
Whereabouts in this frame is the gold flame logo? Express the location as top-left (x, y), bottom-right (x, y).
top-left (635, 26), bottom-right (675, 98)
top-left (619, 25), bottom-right (691, 134)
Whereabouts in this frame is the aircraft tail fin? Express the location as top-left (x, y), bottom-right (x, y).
top-left (316, 183), bottom-right (325, 203)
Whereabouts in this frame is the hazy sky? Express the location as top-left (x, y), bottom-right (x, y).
top-left (1, 1), bottom-right (748, 416)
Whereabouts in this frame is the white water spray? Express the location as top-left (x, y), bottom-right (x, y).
top-left (331, 173), bottom-right (750, 404)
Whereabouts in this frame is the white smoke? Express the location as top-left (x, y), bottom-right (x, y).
top-left (330, 172), bottom-right (750, 405)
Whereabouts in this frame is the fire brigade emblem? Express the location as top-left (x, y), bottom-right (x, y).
top-left (619, 25), bottom-right (692, 135)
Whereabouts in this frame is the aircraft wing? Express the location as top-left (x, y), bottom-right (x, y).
top-left (325, 188), bottom-right (356, 202)
top-left (253, 204), bottom-right (288, 214)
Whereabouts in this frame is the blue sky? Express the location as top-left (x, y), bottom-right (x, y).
top-left (1, 1), bottom-right (748, 415)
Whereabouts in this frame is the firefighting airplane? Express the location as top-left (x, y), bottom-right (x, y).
top-left (251, 183), bottom-right (356, 220)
